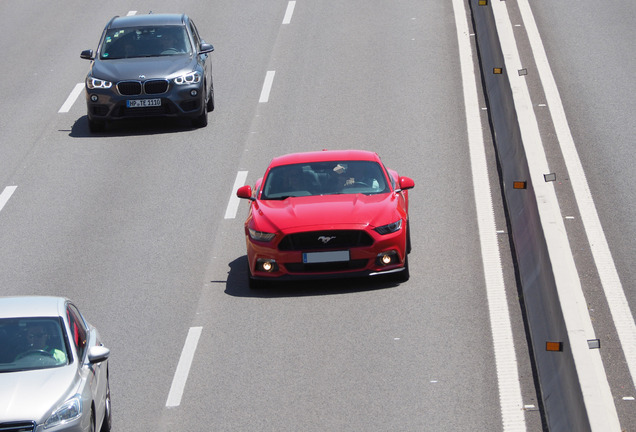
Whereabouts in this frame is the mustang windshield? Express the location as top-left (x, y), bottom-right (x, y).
top-left (261, 161), bottom-right (389, 200)
top-left (0, 317), bottom-right (70, 372)
top-left (100, 25), bottom-right (192, 59)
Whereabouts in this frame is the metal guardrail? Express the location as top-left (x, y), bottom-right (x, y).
top-left (468, 1), bottom-right (591, 430)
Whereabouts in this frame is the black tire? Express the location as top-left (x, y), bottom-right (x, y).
top-left (100, 378), bottom-right (112, 432)
top-left (192, 107), bottom-right (208, 128)
top-left (90, 409), bottom-right (96, 432)
top-left (395, 254), bottom-right (410, 283)
top-left (88, 118), bottom-right (105, 133)
top-left (247, 262), bottom-right (268, 289)
top-left (206, 82), bottom-right (215, 112)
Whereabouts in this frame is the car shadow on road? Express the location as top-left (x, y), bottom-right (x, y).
top-left (68, 115), bottom-right (199, 138)
top-left (223, 256), bottom-right (401, 298)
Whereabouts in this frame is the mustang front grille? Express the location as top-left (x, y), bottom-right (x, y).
top-left (278, 230), bottom-right (373, 251)
top-left (284, 259), bottom-right (369, 273)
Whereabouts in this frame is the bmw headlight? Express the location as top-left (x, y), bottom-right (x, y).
top-left (174, 71), bottom-right (201, 85)
top-left (86, 76), bottom-right (112, 89)
top-left (374, 219), bottom-right (402, 235)
top-left (248, 228), bottom-right (275, 242)
top-left (43, 396), bottom-right (81, 429)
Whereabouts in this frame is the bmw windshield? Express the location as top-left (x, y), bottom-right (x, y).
top-left (100, 25), bottom-right (192, 59)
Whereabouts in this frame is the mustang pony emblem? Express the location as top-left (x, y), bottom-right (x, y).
top-left (317, 236), bottom-right (336, 244)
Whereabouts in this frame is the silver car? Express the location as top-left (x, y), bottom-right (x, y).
top-left (0, 297), bottom-right (111, 432)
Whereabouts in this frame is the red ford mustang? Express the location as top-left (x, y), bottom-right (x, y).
top-left (236, 150), bottom-right (415, 288)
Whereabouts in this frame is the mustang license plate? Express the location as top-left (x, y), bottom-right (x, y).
top-left (303, 250), bottom-right (350, 264)
top-left (126, 99), bottom-right (161, 108)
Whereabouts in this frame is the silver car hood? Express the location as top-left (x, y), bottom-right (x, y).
top-left (0, 366), bottom-right (78, 422)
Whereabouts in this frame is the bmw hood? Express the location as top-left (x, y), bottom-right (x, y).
top-left (0, 366), bottom-right (78, 421)
top-left (90, 55), bottom-right (197, 81)
top-left (255, 193), bottom-right (403, 232)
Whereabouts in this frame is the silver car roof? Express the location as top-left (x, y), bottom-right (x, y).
top-left (0, 296), bottom-right (67, 319)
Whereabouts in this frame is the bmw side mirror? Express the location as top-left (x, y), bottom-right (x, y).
top-left (80, 49), bottom-right (94, 60)
top-left (199, 43), bottom-right (214, 54)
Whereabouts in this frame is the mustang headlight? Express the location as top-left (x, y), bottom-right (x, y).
top-left (374, 219), bottom-right (402, 235)
top-left (43, 396), bottom-right (81, 429)
top-left (174, 71), bottom-right (201, 85)
top-left (86, 76), bottom-right (112, 89)
top-left (248, 228), bottom-right (275, 242)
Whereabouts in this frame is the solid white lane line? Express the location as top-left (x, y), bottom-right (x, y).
top-left (451, 1), bottom-right (526, 430)
top-left (166, 327), bottom-right (203, 407)
top-left (259, 71), bottom-right (276, 103)
top-left (283, 1), bottom-right (296, 24)
top-left (225, 171), bottom-right (249, 219)
top-left (0, 186), bottom-right (18, 214)
top-left (491, 1), bottom-right (620, 429)
top-left (58, 83), bottom-right (84, 113)
top-left (518, 0), bottom-right (636, 397)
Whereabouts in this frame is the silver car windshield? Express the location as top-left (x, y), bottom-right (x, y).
top-left (261, 161), bottom-right (389, 200)
top-left (100, 25), bottom-right (192, 59)
top-left (0, 317), bottom-right (70, 373)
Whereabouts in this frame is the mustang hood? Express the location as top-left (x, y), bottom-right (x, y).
top-left (255, 193), bottom-right (401, 232)
top-left (0, 366), bottom-right (78, 421)
top-left (91, 55), bottom-right (196, 81)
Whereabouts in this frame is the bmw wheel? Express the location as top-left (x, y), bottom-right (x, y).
top-left (88, 117), bottom-right (105, 133)
top-left (192, 106), bottom-right (208, 128)
top-left (206, 81), bottom-right (215, 112)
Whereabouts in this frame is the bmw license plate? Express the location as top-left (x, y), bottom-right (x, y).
top-left (126, 98), bottom-right (161, 108)
top-left (303, 250), bottom-right (350, 264)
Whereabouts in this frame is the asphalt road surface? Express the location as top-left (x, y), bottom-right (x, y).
top-left (0, 0), bottom-right (633, 431)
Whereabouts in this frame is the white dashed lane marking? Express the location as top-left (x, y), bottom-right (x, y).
top-left (166, 327), bottom-right (203, 407)
top-left (283, 1), bottom-right (296, 24)
top-left (0, 186), bottom-right (17, 214)
top-left (58, 83), bottom-right (84, 113)
top-left (225, 171), bottom-right (249, 219)
top-left (259, 71), bottom-right (276, 103)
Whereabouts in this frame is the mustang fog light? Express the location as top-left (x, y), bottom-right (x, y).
top-left (256, 259), bottom-right (278, 273)
top-left (376, 251), bottom-right (399, 266)
top-left (190, 89), bottom-right (198, 97)
top-left (90, 94), bottom-right (99, 102)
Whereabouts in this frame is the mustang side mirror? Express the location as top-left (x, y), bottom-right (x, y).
top-left (397, 176), bottom-right (415, 191)
top-left (237, 185), bottom-right (254, 200)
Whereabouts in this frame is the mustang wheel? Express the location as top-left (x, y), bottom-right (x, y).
top-left (395, 254), bottom-right (410, 282)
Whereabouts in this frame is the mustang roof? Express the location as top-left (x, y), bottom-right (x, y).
top-left (269, 150), bottom-right (381, 167)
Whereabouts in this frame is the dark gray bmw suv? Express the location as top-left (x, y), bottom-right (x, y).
top-left (81, 13), bottom-right (214, 132)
